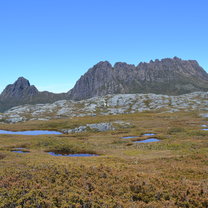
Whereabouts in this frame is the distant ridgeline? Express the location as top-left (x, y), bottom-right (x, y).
top-left (0, 57), bottom-right (208, 112)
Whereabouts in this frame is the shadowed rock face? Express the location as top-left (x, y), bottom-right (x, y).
top-left (0, 77), bottom-right (67, 112)
top-left (68, 57), bottom-right (208, 100)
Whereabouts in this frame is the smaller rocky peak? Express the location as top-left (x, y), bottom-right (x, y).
top-left (173, 56), bottom-right (181, 61)
top-left (137, 61), bottom-right (148, 68)
top-left (187, 59), bottom-right (199, 65)
top-left (160, 57), bottom-right (174, 63)
top-left (13, 77), bottom-right (30, 89)
top-left (154, 59), bottom-right (160, 63)
top-left (89, 61), bottom-right (113, 73)
top-left (159, 57), bottom-right (182, 64)
top-left (114, 62), bottom-right (128, 68)
top-left (17, 76), bottom-right (30, 82)
top-left (93, 61), bottom-right (112, 69)
top-left (0, 77), bottom-right (39, 99)
top-left (114, 62), bottom-right (135, 70)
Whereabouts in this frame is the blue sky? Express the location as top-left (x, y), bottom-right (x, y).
top-left (0, 0), bottom-right (207, 93)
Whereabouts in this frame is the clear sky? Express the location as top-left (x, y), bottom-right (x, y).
top-left (0, 0), bottom-right (207, 93)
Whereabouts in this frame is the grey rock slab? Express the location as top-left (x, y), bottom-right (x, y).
top-left (200, 113), bottom-right (208, 118)
top-left (1, 92), bottom-right (208, 123)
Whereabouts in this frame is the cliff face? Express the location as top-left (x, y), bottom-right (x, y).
top-left (68, 57), bottom-right (208, 100)
top-left (0, 77), bottom-right (67, 112)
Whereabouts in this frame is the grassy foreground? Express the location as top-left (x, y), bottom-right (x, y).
top-left (0, 112), bottom-right (208, 208)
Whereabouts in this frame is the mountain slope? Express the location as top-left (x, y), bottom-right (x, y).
top-left (68, 57), bottom-right (208, 100)
top-left (0, 77), bottom-right (67, 112)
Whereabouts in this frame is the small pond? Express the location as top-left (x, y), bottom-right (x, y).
top-left (202, 129), bottom-right (208, 131)
top-left (121, 136), bottom-right (140, 139)
top-left (201, 125), bottom-right (207, 127)
top-left (0, 130), bottom-right (62, 135)
top-left (13, 148), bottom-right (26, 150)
top-left (134, 138), bottom-right (160, 143)
top-left (48, 152), bottom-right (99, 157)
top-left (142, 133), bottom-right (156, 136)
top-left (121, 133), bottom-right (156, 139)
top-left (11, 150), bottom-right (30, 153)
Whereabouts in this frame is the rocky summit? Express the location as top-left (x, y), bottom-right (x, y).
top-left (68, 57), bottom-right (208, 100)
top-left (0, 77), bottom-right (67, 112)
top-left (1, 77), bottom-right (39, 99)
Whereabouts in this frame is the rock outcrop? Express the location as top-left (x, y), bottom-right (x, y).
top-left (68, 57), bottom-right (208, 100)
top-left (1, 92), bottom-right (208, 123)
top-left (62, 121), bottom-right (131, 133)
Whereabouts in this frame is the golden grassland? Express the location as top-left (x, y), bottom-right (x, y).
top-left (0, 111), bottom-right (208, 208)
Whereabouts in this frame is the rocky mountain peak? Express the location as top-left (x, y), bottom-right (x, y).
top-left (89, 61), bottom-right (113, 74)
top-left (0, 77), bottom-right (68, 112)
top-left (0, 77), bottom-right (38, 99)
top-left (13, 77), bottom-right (30, 89)
top-left (93, 61), bottom-right (112, 69)
top-left (69, 57), bottom-right (208, 100)
top-left (173, 56), bottom-right (182, 60)
top-left (114, 62), bottom-right (135, 70)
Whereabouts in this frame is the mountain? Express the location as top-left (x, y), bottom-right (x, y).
top-left (0, 77), bottom-right (67, 112)
top-left (1, 77), bottom-right (39, 99)
top-left (0, 57), bottom-right (208, 112)
top-left (68, 57), bottom-right (208, 100)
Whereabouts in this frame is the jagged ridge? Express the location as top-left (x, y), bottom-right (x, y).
top-left (68, 57), bottom-right (208, 100)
